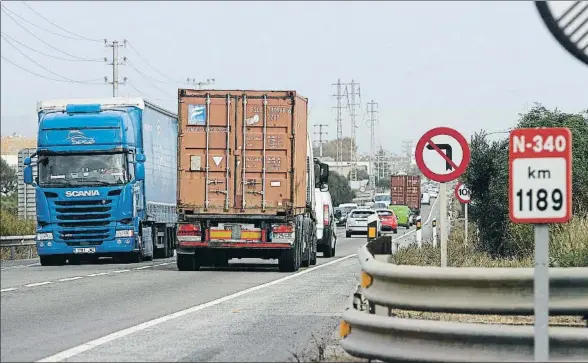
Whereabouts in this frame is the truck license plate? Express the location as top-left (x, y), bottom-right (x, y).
top-left (273, 233), bottom-right (291, 239)
top-left (73, 247), bottom-right (96, 254)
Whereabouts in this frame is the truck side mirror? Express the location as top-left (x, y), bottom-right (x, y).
top-left (319, 163), bottom-right (329, 185)
top-left (136, 154), bottom-right (146, 163)
top-left (135, 163), bottom-right (145, 181)
top-left (24, 165), bottom-right (33, 185)
top-left (335, 210), bottom-right (342, 219)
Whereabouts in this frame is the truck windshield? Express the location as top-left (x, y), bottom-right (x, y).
top-left (38, 153), bottom-right (129, 187)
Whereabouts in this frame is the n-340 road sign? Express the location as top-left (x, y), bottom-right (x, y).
top-left (509, 127), bottom-right (572, 224)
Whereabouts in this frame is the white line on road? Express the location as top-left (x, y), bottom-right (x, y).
top-left (24, 281), bottom-right (52, 287)
top-left (86, 272), bottom-right (110, 277)
top-left (111, 269), bottom-right (130, 274)
top-left (36, 254), bottom-right (358, 362)
top-left (134, 265), bottom-right (152, 270)
top-left (57, 276), bottom-right (83, 282)
top-left (1, 287), bottom-right (19, 292)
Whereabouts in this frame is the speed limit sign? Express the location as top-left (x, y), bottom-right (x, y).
top-left (454, 182), bottom-right (471, 204)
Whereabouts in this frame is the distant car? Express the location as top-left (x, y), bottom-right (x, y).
top-left (345, 209), bottom-right (377, 238)
top-left (389, 205), bottom-right (412, 228)
top-left (428, 190), bottom-right (438, 198)
top-left (375, 209), bottom-right (398, 234)
top-left (421, 192), bottom-right (431, 205)
top-left (372, 202), bottom-right (388, 210)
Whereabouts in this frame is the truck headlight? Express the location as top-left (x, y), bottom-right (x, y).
top-left (115, 230), bottom-right (134, 238)
top-left (36, 232), bottom-right (53, 241)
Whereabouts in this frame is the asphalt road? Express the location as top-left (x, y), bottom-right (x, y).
top-left (0, 201), bottom-right (438, 362)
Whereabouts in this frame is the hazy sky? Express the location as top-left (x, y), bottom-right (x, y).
top-left (1, 1), bottom-right (586, 155)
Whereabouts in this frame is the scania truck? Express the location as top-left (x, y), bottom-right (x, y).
top-left (175, 89), bottom-right (329, 272)
top-left (23, 97), bottom-right (178, 265)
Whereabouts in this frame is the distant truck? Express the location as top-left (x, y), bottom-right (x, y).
top-left (23, 98), bottom-right (178, 265)
top-left (175, 89), bottom-right (329, 272)
top-left (390, 174), bottom-right (421, 213)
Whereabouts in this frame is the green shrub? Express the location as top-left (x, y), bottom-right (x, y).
top-left (391, 216), bottom-right (588, 268)
top-left (0, 210), bottom-right (35, 236)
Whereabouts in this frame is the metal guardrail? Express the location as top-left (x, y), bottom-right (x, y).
top-left (1, 235), bottom-right (36, 247)
top-left (340, 242), bottom-right (588, 362)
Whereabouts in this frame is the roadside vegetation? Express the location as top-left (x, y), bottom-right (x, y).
top-left (393, 105), bottom-right (588, 268)
top-left (1, 158), bottom-right (36, 260)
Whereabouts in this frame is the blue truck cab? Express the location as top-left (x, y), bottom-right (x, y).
top-left (23, 97), bottom-right (179, 266)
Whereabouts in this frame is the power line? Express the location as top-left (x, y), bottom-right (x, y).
top-left (126, 41), bottom-right (184, 84)
top-left (126, 81), bottom-right (176, 102)
top-left (20, 1), bottom-right (102, 42)
top-left (0, 32), bottom-right (104, 62)
top-left (1, 35), bottom-right (103, 84)
top-left (332, 79), bottom-right (345, 163)
top-left (3, 3), bottom-right (100, 42)
top-left (1, 6), bottom-right (103, 62)
top-left (126, 58), bottom-right (174, 97)
top-left (1, 55), bottom-right (102, 84)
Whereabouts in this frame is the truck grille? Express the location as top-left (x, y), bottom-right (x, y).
top-left (52, 199), bottom-right (114, 242)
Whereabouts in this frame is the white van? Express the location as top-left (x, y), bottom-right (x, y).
top-left (315, 188), bottom-right (336, 257)
top-left (421, 192), bottom-right (431, 205)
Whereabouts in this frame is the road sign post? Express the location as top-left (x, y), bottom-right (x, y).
top-left (509, 127), bottom-right (573, 363)
top-left (415, 216), bottom-right (422, 247)
top-left (455, 182), bottom-right (472, 245)
top-left (415, 127), bottom-right (470, 267)
top-left (432, 218), bottom-right (437, 247)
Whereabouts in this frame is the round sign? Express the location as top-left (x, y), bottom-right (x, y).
top-left (454, 182), bottom-right (471, 204)
top-left (415, 127), bottom-right (471, 183)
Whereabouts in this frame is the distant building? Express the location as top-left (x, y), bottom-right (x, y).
top-left (1, 134), bottom-right (37, 169)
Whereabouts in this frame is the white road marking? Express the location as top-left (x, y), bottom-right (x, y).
top-left (36, 254), bottom-right (358, 362)
top-left (86, 272), bottom-right (110, 277)
top-left (1, 287), bottom-right (19, 292)
top-left (134, 266), bottom-right (152, 270)
top-left (111, 269), bottom-right (130, 273)
top-left (24, 281), bottom-right (52, 287)
top-left (57, 276), bottom-right (83, 282)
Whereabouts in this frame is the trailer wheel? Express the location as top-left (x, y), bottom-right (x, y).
top-left (177, 253), bottom-right (200, 271)
top-left (278, 218), bottom-right (302, 272)
top-left (310, 238), bottom-right (317, 266)
top-left (301, 218), bottom-right (311, 267)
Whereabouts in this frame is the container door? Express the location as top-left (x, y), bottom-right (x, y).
top-left (234, 94), bottom-right (293, 211)
top-left (179, 94), bottom-right (235, 212)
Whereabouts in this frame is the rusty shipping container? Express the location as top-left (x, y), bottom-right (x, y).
top-left (390, 175), bottom-right (421, 211)
top-left (177, 89), bottom-right (309, 217)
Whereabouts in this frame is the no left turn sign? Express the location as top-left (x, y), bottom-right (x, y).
top-left (415, 127), bottom-right (471, 183)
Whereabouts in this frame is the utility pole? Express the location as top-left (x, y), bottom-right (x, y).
top-left (104, 40), bottom-right (127, 97)
top-left (187, 78), bottom-right (216, 89)
top-left (367, 100), bottom-right (378, 191)
top-left (345, 79), bottom-right (361, 182)
top-left (332, 79), bottom-right (345, 163)
top-left (313, 124), bottom-right (329, 158)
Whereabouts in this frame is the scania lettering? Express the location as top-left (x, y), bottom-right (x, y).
top-left (65, 190), bottom-right (100, 197)
top-left (23, 97), bottom-right (179, 266)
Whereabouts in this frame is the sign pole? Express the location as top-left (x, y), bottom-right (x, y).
top-left (439, 182), bottom-right (448, 267)
top-left (464, 202), bottom-right (468, 246)
top-left (432, 218), bottom-right (437, 247)
top-left (534, 223), bottom-right (549, 362)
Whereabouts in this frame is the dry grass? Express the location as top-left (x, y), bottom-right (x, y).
top-left (390, 309), bottom-right (586, 327)
top-left (391, 215), bottom-right (588, 268)
top-left (0, 245), bottom-right (37, 261)
top-left (387, 216), bottom-right (588, 327)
